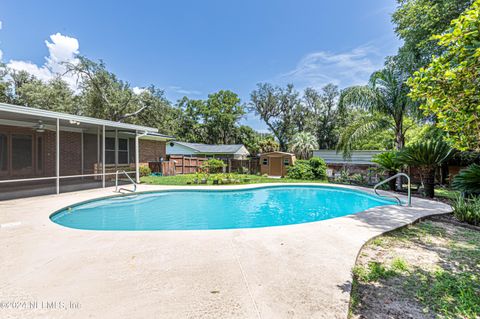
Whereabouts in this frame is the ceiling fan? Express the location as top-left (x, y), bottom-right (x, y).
top-left (33, 120), bottom-right (45, 133)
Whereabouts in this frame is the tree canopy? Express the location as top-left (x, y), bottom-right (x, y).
top-left (408, 0), bottom-right (480, 151)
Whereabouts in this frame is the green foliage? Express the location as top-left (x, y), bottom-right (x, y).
top-left (391, 0), bottom-right (473, 73)
top-left (249, 83), bottom-right (300, 151)
top-left (451, 194), bottom-right (480, 225)
top-left (398, 139), bottom-right (454, 197)
top-left (303, 84), bottom-right (344, 149)
top-left (139, 165), bottom-right (152, 177)
top-left (408, 0), bottom-right (480, 151)
top-left (453, 164), bottom-right (480, 194)
top-left (141, 173), bottom-right (328, 186)
top-left (257, 137), bottom-right (280, 153)
top-left (201, 158), bottom-right (226, 174)
top-left (203, 90), bottom-right (245, 144)
top-left (399, 139), bottom-right (454, 167)
top-left (175, 91), bottom-right (245, 145)
top-left (286, 160), bottom-right (315, 180)
top-left (414, 267), bottom-right (480, 318)
top-left (233, 125), bottom-right (260, 155)
top-left (286, 157), bottom-right (327, 180)
top-left (372, 151), bottom-right (403, 172)
top-left (289, 132), bottom-right (318, 159)
top-left (337, 65), bottom-right (415, 156)
top-left (308, 157), bottom-right (327, 180)
top-left (352, 261), bottom-right (398, 282)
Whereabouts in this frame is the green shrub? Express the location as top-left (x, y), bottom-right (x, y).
top-left (451, 194), bottom-right (480, 226)
top-left (308, 157), bottom-right (327, 180)
top-left (452, 164), bottom-right (480, 195)
top-left (139, 165), bottom-right (151, 177)
top-left (286, 160), bottom-right (315, 180)
top-left (201, 158), bottom-right (226, 173)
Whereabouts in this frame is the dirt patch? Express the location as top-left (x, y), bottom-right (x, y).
top-left (350, 216), bottom-right (480, 319)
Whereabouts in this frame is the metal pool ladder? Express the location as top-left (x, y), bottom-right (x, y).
top-left (115, 170), bottom-right (137, 193)
top-left (373, 172), bottom-right (411, 207)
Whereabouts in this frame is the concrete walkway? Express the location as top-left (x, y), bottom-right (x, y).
top-left (0, 183), bottom-right (451, 318)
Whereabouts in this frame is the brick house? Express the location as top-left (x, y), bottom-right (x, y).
top-left (0, 103), bottom-right (172, 200)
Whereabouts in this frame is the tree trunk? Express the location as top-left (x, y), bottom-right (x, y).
top-left (388, 170), bottom-right (396, 191)
top-left (423, 167), bottom-right (436, 198)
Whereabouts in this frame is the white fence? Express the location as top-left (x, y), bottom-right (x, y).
top-left (312, 150), bottom-right (382, 165)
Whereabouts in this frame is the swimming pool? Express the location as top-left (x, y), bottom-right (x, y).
top-left (50, 185), bottom-right (396, 231)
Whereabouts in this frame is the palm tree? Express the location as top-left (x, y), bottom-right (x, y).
top-left (337, 65), bottom-right (416, 155)
top-left (290, 132), bottom-right (318, 159)
top-left (398, 139), bottom-right (454, 198)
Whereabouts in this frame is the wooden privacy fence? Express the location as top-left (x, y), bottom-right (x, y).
top-left (148, 156), bottom-right (207, 176)
top-left (148, 156), bottom-right (261, 176)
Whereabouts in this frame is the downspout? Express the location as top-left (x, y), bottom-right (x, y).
top-left (135, 131), bottom-right (149, 183)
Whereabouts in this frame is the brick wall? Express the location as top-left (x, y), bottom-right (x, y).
top-left (44, 130), bottom-right (83, 176)
top-left (139, 140), bottom-right (166, 164)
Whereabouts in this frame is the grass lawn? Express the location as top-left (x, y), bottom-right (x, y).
top-left (434, 187), bottom-right (460, 200)
top-left (350, 217), bottom-right (480, 319)
top-left (141, 174), bottom-right (327, 186)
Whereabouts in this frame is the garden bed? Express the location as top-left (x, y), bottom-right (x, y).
top-left (350, 216), bottom-right (480, 319)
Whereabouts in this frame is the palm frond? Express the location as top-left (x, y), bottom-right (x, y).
top-left (336, 113), bottom-right (391, 158)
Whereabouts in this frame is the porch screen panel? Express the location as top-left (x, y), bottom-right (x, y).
top-left (12, 134), bottom-right (33, 171)
top-left (118, 138), bottom-right (128, 164)
top-left (105, 137), bottom-right (115, 164)
top-left (0, 133), bottom-right (7, 172)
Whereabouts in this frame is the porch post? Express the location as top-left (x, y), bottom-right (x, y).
top-left (96, 127), bottom-right (100, 169)
top-left (56, 118), bottom-right (60, 194)
top-left (102, 125), bottom-right (105, 188)
top-left (135, 131), bottom-right (140, 183)
top-left (80, 131), bottom-right (84, 175)
top-left (114, 129), bottom-right (118, 170)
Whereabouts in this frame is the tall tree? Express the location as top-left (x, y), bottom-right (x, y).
top-left (304, 84), bottom-right (343, 149)
top-left (175, 97), bottom-right (206, 142)
top-left (233, 125), bottom-right (261, 155)
top-left (408, 0), bottom-right (480, 151)
top-left (203, 90), bottom-right (245, 144)
top-left (249, 83), bottom-right (300, 151)
top-left (337, 65), bottom-right (415, 155)
top-left (64, 56), bottom-right (150, 122)
top-left (133, 86), bottom-right (180, 137)
top-left (392, 0), bottom-right (473, 73)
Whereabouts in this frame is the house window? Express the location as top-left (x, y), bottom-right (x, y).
top-left (37, 136), bottom-right (43, 171)
top-left (0, 133), bottom-right (7, 172)
top-left (12, 134), bottom-right (33, 171)
top-left (283, 158), bottom-right (290, 166)
top-left (262, 158), bottom-right (268, 165)
top-left (105, 137), bottom-right (129, 165)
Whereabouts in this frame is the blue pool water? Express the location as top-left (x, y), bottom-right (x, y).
top-left (50, 186), bottom-right (396, 231)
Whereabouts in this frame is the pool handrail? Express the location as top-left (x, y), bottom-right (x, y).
top-left (373, 173), bottom-right (411, 207)
top-left (115, 170), bottom-right (137, 193)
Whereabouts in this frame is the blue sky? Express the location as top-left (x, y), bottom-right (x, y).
top-left (0, 0), bottom-right (401, 131)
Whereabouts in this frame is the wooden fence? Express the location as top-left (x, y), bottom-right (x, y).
top-left (148, 156), bottom-right (261, 176)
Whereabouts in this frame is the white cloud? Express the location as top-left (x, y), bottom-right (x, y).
top-left (132, 86), bottom-right (147, 95)
top-left (6, 33), bottom-right (80, 89)
top-left (168, 85), bottom-right (201, 96)
top-left (278, 45), bottom-right (383, 89)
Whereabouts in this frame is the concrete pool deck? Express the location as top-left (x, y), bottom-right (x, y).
top-left (0, 183), bottom-right (451, 318)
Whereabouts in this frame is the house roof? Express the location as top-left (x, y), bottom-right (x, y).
top-left (0, 102), bottom-right (159, 133)
top-left (261, 151), bottom-right (295, 156)
top-left (173, 141), bottom-right (249, 154)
